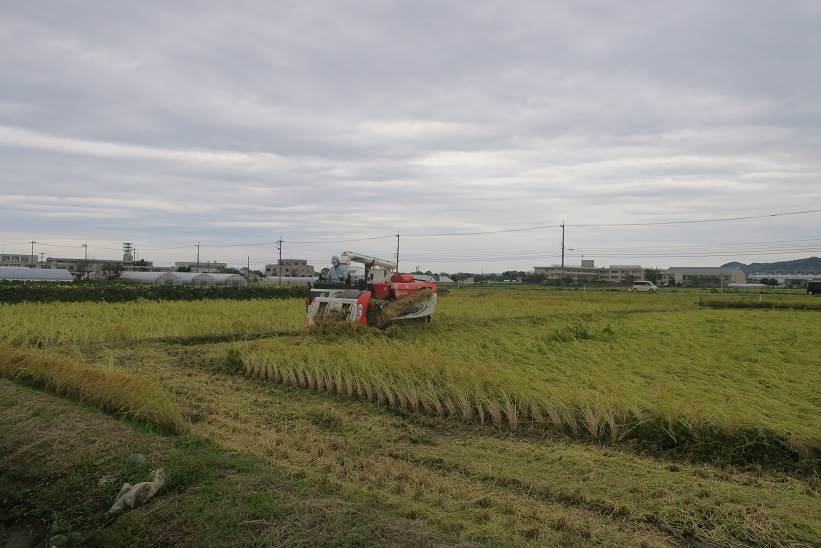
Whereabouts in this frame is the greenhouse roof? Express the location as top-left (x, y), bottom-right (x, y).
top-left (0, 267), bottom-right (74, 281)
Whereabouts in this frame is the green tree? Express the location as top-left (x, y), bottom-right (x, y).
top-left (100, 263), bottom-right (123, 280)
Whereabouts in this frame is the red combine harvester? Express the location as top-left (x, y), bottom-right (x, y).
top-left (305, 251), bottom-right (438, 328)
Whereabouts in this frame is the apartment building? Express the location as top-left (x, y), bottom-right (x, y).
top-left (533, 260), bottom-right (642, 283)
top-left (265, 259), bottom-right (315, 277)
top-left (0, 254), bottom-right (37, 267)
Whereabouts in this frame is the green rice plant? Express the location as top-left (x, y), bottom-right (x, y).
top-left (0, 348), bottom-right (185, 432)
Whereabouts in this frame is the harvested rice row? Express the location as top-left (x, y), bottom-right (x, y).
top-left (240, 350), bottom-right (816, 470)
top-left (241, 350), bottom-right (631, 441)
top-left (0, 347), bottom-right (185, 433)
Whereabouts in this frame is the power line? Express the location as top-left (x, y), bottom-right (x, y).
top-left (285, 234), bottom-right (395, 244)
top-left (568, 208), bottom-right (821, 228)
top-left (401, 208), bottom-right (821, 238)
top-left (399, 248), bottom-right (821, 263)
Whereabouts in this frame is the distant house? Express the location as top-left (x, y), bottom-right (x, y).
top-left (436, 275), bottom-right (455, 285)
top-left (659, 266), bottom-right (746, 287)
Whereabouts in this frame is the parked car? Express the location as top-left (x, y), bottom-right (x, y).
top-left (808, 280), bottom-right (821, 295)
top-left (631, 280), bottom-right (658, 293)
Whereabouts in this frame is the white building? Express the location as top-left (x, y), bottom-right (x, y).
top-left (533, 260), bottom-right (641, 283)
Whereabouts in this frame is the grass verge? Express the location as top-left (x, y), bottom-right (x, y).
top-left (0, 379), bottom-right (459, 547)
top-left (700, 298), bottom-right (821, 310)
top-left (0, 348), bottom-right (185, 433)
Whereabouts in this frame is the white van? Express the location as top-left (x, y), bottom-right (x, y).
top-left (631, 280), bottom-right (658, 293)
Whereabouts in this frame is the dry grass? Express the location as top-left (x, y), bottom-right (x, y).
top-left (0, 348), bottom-right (185, 433)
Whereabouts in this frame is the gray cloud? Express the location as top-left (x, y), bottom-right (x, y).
top-left (1, 1), bottom-right (819, 271)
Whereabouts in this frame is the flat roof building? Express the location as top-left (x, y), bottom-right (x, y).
top-left (533, 260), bottom-right (642, 283)
top-left (174, 261), bottom-right (226, 273)
top-left (0, 254), bottom-right (37, 268)
top-left (659, 266), bottom-right (746, 286)
top-left (266, 259), bottom-right (315, 277)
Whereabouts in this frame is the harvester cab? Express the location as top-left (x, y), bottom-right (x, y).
top-left (305, 251), bottom-right (438, 328)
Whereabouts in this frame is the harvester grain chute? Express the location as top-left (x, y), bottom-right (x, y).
top-left (305, 251), bottom-right (438, 328)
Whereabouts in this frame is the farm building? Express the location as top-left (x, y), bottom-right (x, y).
top-left (120, 272), bottom-right (179, 285)
top-left (659, 266), bottom-right (746, 287)
top-left (0, 267), bottom-right (74, 282)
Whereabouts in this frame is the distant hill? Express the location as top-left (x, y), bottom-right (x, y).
top-left (722, 257), bottom-right (821, 274)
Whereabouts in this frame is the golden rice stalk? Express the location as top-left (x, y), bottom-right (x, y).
top-left (374, 289), bottom-right (434, 326)
top-left (0, 348), bottom-right (185, 433)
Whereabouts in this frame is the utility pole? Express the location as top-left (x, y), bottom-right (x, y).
top-left (39, 252), bottom-right (45, 267)
top-left (247, 255), bottom-right (250, 274)
top-left (560, 222), bottom-right (565, 289)
top-left (29, 240), bottom-right (36, 258)
top-left (276, 238), bottom-right (283, 285)
top-left (395, 232), bottom-right (400, 271)
top-left (82, 243), bottom-right (88, 279)
top-left (195, 242), bottom-right (200, 273)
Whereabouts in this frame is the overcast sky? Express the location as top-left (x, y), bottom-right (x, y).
top-left (1, 1), bottom-right (820, 272)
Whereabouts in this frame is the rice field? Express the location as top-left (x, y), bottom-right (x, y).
top-left (239, 290), bottom-right (820, 467)
top-left (0, 299), bottom-right (303, 346)
top-left (1, 287), bottom-right (819, 546)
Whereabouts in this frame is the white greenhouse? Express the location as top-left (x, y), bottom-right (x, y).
top-left (120, 271), bottom-right (179, 285)
top-left (0, 267), bottom-right (74, 282)
top-left (171, 272), bottom-right (216, 286)
top-left (261, 276), bottom-right (317, 286)
top-left (209, 273), bottom-right (248, 287)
